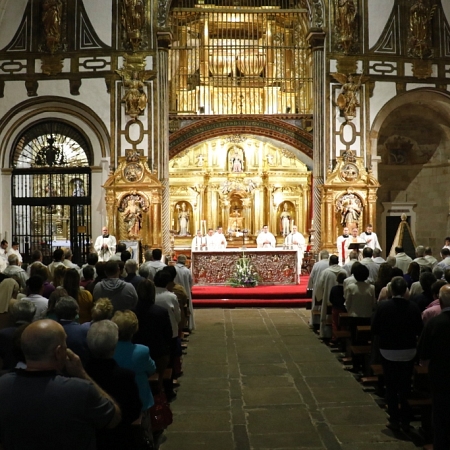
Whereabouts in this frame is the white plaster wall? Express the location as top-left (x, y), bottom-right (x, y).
top-left (369, 81), bottom-right (397, 128)
top-left (368, 0), bottom-right (395, 49)
top-left (0, 0), bottom-right (27, 49)
top-left (84, 1), bottom-right (112, 46)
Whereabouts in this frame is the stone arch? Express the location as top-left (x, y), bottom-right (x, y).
top-left (369, 88), bottom-right (450, 250)
top-left (0, 96), bottom-right (111, 169)
top-left (169, 116), bottom-right (313, 164)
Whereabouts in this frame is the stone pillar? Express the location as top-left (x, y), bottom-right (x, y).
top-left (157, 31), bottom-right (172, 256)
top-left (307, 28), bottom-right (326, 253)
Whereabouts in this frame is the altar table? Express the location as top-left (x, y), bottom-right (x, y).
top-left (191, 248), bottom-right (298, 285)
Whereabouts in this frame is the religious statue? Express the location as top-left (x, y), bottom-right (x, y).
top-left (197, 154), bottom-right (205, 167)
top-left (230, 147), bottom-right (244, 172)
top-left (177, 202), bottom-right (190, 236)
top-left (331, 73), bottom-right (369, 122)
top-left (408, 0), bottom-right (436, 59)
top-left (340, 195), bottom-right (361, 227)
top-left (334, 0), bottom-right (358, 54)
top-left (228, 209), bottom-right (243, 232)
top-left (121, 0), bottom-right (145, 51)
top-left (122, 71), bottom-right (147, 119)
top-left (279, 202), bottom-right (292, 236)
top-left (42, 0), bottom-right (63, 54)
top-left (123, 198), bottom-right (143, 237)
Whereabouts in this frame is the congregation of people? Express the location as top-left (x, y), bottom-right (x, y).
top-left (308, 226), bottom-right (450, 449)
top-left (0, 231), bottom-right (194, 450)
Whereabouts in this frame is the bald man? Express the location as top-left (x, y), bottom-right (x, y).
top-left (0, 320), bottom-right (121, 450)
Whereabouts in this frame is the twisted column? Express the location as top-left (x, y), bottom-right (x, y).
top-left (307, 28), bottom-right (326, 254)
top-left (157, 32), bottom-right (172, 255)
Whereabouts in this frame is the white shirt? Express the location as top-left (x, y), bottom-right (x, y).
top-left (205, 235), bottom-right (216, 250)
top-left (256, 231), bottom-right (276, 248)
top-left (94, 234), bottom-right (117, 262)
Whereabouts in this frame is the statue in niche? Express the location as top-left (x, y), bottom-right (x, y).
top-left (196, 154), bottom-right (205, 167)
top-left (42, 0), bottom-right (63, 54)
top-left (408, 0), bottom-right (436, 59)
top-left (334, 0), bottom-right (358, 54)
top-left (279, 202), bottom-right (292, 236)
top-left (229, 146), bottom-right (244, 173)
top-left (122, 198), bottom-right (143, 237)
top-left (338, 194), bottom-right (361, 227)
top-left (177, 202), bottom-right (190, 236)
top-left (331, 73), bottom-right (369, 122)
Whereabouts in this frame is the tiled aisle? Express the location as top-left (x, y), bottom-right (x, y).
top-left (160, 308), bottom-right (417, 450)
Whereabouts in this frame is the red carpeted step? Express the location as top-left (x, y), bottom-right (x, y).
top-left (193, 298), bottom-right (311, 308)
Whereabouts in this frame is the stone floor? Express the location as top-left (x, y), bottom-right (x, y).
top-left (160, 308), bottom-right (420, 450)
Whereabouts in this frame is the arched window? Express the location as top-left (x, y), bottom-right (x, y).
top-left (11, 121), bottom-right (92, 264)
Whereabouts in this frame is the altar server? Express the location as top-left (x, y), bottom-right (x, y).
top-left (336, 226), bottom-right (349, 266)
top-left (360, 224), bottom-right (381, 251)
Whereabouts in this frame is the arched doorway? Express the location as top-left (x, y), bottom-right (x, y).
top-left (11, 120), bottom-right (93, 264)
top-left (371, 89), bottom-right (450, 252)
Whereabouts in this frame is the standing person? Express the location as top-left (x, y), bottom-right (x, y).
top-left (344, 227), bottom-right (365, 263)
top-left (95, 226), bottom-right (117, 262)
top-left (205, 228), bottom-right (216, 250)
top-left (360, 224), bottom-right (381, 251)
top-left (7, 241), bottom-right (22, 265)
top-left (394, 246), bottom-right (413, 274)
top-left (337, 226), bottom-right (349, 266)
top-left (284, 225), bottom-right (305, 278)
top-left (0, 320), bottom-right (121, 450)
top-left (329, 272), bottom-right (347, 344)
top-left (256, 225), bottom-right (276, 248)
top-left (307, 250), bottom-right (330, 328)
top-left (174, 254), bottom-right (194, 331)
top-left (191, 230), bottom-right (206, 251)
top-left (213, 226), bottom-right (227, 250)
top-left (139, 249), bottom-right (166, 280)
top-left (418, 284), bottom-right (450, 450)
top-left (371, 277), bottom-right (423, 432)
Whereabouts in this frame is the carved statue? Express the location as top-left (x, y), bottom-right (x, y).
top-left (177, 202), bottom-right (190, 236)
top-left (230, 147), bottom-right (244, 173)
top-left (123, 198), bottom-right (143, 237)
top-left (331, 73), bottom-right (369, 121)
top-left (121, 0), bottom-right (145, 51)
top-left (122, 71), bottom-right (147, 119)
top-left (340, 195), bottom-right (361, 227)
top-left (279, 202), bottom-right (291, 236)
top-left (334, 0), bottom-right (358, 54)
top-left (42, 0), bottom-right (63, 53)
top-left (408, 0), bottom-right (436, 59)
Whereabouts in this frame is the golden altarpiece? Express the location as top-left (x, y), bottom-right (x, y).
top-left (169, 136), bottom-right (311, 247)
top-left (103, 151), bottom-right (163, 252)
top-left (321, 150), bottom-right (379, 253)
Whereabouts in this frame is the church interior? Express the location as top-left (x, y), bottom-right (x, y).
top-left (1, 1), bottom-right (450, 449)
top-left (0, 0), bottom-right (449, 262)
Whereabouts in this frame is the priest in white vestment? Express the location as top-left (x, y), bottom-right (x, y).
top-left (94, 226), bottom-right (117, 262)
top-left (284, 225), bottom-right (306, 278)
top-left (344, 227), bottom-right (365, 263)
top-left (256, 225), bottom-right (276, 248)
top-left (336, 226), bottom-right (349, 266)
top-left (191, 230), bottom-right (206, 251)
top-left (360, 224), bottom-right (381, 251)
top-left (213, 227), bottom-right (227, 250)
top-left (314, 255), bottom-right (347, 338)
top-left (205, 229), bottom-right (216, 250)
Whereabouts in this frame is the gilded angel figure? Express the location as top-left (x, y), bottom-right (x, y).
top-left (331, 73), bottom-right (369, 121)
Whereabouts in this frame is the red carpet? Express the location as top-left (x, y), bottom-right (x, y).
top-left (193, 276), bottom-right (311, 308)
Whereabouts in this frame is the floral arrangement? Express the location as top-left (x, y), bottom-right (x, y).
top-left (228, 253), bottom-right (260, 288)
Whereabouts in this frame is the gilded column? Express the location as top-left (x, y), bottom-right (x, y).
top-left (307, 29), bottom-right (326, 253)
top-left (157, 31), bottom-right (172, 255)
